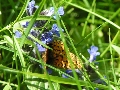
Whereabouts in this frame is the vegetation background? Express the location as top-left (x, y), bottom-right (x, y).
top-left (0, 0), bottom-right (120, 90)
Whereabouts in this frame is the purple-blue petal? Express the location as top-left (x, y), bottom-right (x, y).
top-left (52, 7), bottom-right (64, 19)
top-left (62, 70), bottom-right (72, 78)
top-left (47, 68), bottom-right (52, 74)
top-left (36, 42), bottom-right (46, 52)
top-left (88, 46), bottom-right (100, 62)
top-left (27, 0), bottom-right (38, 16)
top-left (58, 7), bottom-right (64, 15)
top-left (62, 74), bottom-right (69, 78)
top-left (91, 46), bottom-right (98, 52)
top-left (66, 69), bottom-right (72, 73)
top-left (62, 69), bottom-right (81, 78)
top-left (27, 0), bottom-right (35, 15)
top-left (21, 21), bottom-right (29, 28)
top-left (51, 24), bottom-right (64, 37)
top-left (15, 30), bottom-right (22, 38)
top-left (45, 7), bottom-right (54, 16)
top-left (41, 31), bottom-right (53, 44)
top-left (52, 24), bottom-right (59, 31)
top-left (30, 29), bottom-right (40, 37)
top-left (95, 88), bottom-right (99, 90)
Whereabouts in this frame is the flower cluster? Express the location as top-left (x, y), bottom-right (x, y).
top-left (26, 0), bottom-right (64, 18)
top-left (15, 0), bottom-right (64, 53)
top-left (37, 24), bottom-right (64, 52)
top-left (26, 0), bottom-right (38, 16)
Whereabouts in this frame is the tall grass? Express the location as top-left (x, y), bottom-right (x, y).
top-left (0, 0), bottom-right (120, 90)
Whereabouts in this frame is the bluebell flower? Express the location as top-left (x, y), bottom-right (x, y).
top-left (34, 23), bottom-right (63, 54)
top-left (41, 7), bottom-right (64, 19)
top-left (95, 88), bottom-right (99, 90)
top-left (39, 6), bottom-right (64, 18)
top-left (42, 7), bottom-right (54, 16)
top-left (87, 46), bottom-right (100, 63)
top-left (57, 7), bottom-right (64, 15)
top-left (62, 70), bottom-right (72, 78)
top-left (34, 20), bottom-right (47, 28)
top-left (21, 21), bottom-right (29, 28)
top-left (36, 41), bottom-right (46, 52)
top-left (15, 30), bottom-right (22, 38)
top-left (21, 21), bottom-right (37, 28)
top-left (30, 29), bottom-right (40, 37)
top-left (26, 0), bottom-right (38, 16)
top-left (43, 6), bottom-right (64, 18)
top-left (40, 24), bottom-right (63, 44)
top-left (47, 68), bottom-right (52, 74)
top-left (41, 31), bottom-right (53, 44)
top-left (25, 29), bottom-right (40, 42)
top-left (50, 24), bottom-right (64, 37)
top-left (53, 7), bottom-right (64, 19)
top-left (62, 69), bottom-right (82, 78)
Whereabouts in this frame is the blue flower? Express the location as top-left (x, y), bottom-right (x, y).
top-left (87, 46), bottom-right (100, 63)
top-left (21, 22), bottom-right (29, 28)
top-left (30, 29), bottom-right (40, 37)
top-left (47, 68), bottom-right (52, 74)
top-left (21, 21), bottom-right (37, 28)
top-left (34, 20), bottom-right (47, 28)
top-left (15, 30), bottom-right (22, 38)
top-left (40, 6), bottom-right (64, 18)
top-left (34, 23), bottom-right (63, 53)
top-left (95, 88), bottom-right (99, 90)
top-left (53, 7), bottom-right (64, 19)
top-left (62, 70), bottom-right (73, 78)
top-left (43, 7), bottom-right (54, 16)
top-left (40, 24), bottom-right (63, 44)
top-left (41, 31), bottom-right (53, 44)
top-left (58, 7), bottom-right (64, 16)
top-left (36, 41), bottom-right (46, 52)
top-left (62, 69), bottom-right (82, 78)
top-left (42, 7), bottom-right (64, 19)
top-left (26, 0), bottom-right (38, 16)
top-left (51, 24), bottom-right (64, 37)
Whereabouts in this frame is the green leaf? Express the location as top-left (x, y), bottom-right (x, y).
top-left (112, 45), bottom-right (120, 55)
top-left (0, 65), bottom-right (109, 89)
top-left (3, 35), bottom-right (13, 47)
top-left (3, 84), bottom-right (12, 90)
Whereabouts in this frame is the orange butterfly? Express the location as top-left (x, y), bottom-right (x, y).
top-left (42, 40), bottom-right (82, 69)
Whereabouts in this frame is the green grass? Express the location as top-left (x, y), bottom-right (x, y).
top-left (0, 0), bottom-right (120, 90)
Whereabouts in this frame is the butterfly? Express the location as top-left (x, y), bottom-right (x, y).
top-left (42, 40), bottom-right (82, 69)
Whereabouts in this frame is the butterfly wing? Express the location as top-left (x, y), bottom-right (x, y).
top-left (49, 40), bottom-right (82, 69)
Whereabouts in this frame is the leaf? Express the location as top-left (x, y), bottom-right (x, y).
top-left (0, 65), bottom-right (109, 89)
top-left (3, 84), bottom-right (12, 90)
top-left (112, 45), bottom-right (120, 55)
top-left (3, 35), bottom-right (13, 47)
